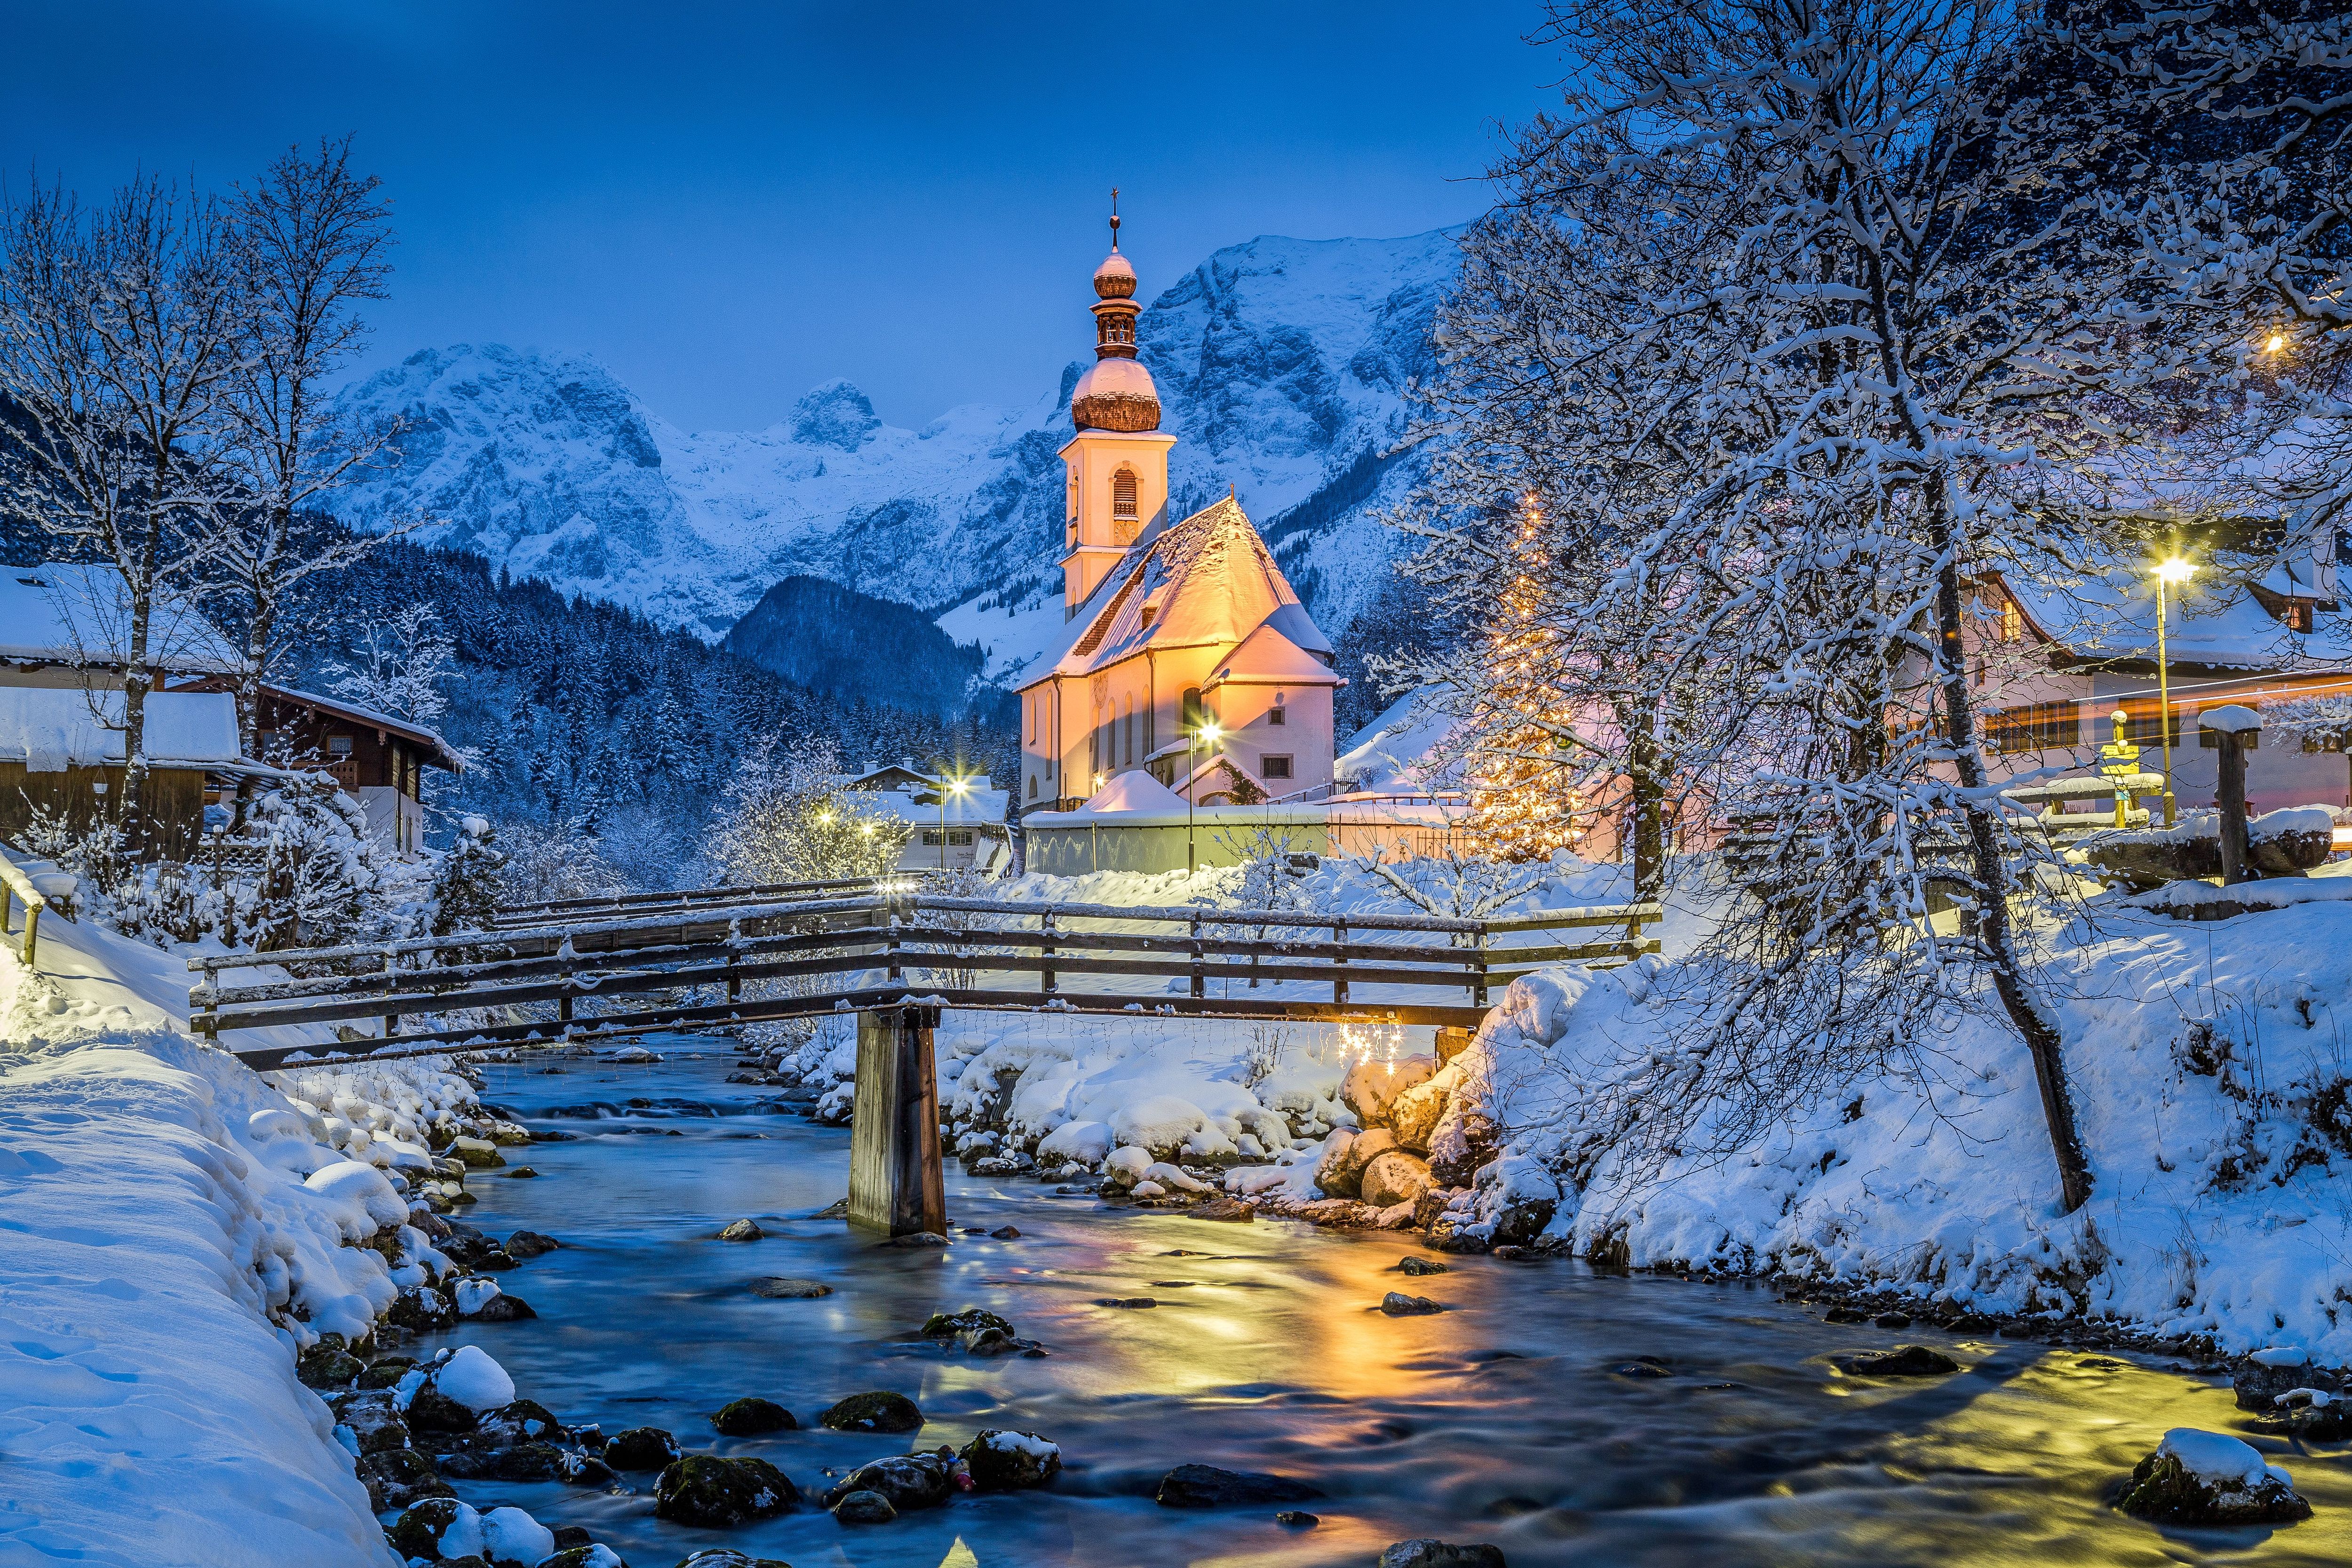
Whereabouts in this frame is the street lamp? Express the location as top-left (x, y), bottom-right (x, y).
top-left (1187, 721), bottom-right (1222, 873)
top-left (938, 772), bottom-right (970, 870)
top-left (2154, 557), bottom-right (2195, 826)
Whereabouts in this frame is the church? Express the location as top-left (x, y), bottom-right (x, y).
top-left (1017, 211), bottom-right (1341, 816)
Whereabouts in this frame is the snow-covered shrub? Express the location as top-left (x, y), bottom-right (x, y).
top-left (426, 814), bottom-right (505, 935)
top-left (248, 782), bottom-right (385, 952)
top-left (496, 816), bottom-right (621, 905)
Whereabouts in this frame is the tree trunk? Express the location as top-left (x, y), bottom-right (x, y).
top-left (1626, 705), bottom-right (1665, 903)
top-left (1931, 493), bottom-right (2093, 1213)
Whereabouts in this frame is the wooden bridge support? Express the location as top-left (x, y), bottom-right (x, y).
top-left (848, 1005), bottom-right (946, 1238)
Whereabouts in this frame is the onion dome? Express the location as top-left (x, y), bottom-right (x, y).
top-left (1073, 191), bottom-right (1160, 433)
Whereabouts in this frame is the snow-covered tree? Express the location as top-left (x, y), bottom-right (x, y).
top-left (329, 601), bottom-right (456, 725)
top-left (0, 175), bottom-right (238, 853)
top-left (426, 815), bottom-right (506, 936)
top-left (1406, 0), bottom-right (2226, 1212)
top-left (706, 734), bottom-right (911, 886)
top-left (248, 782), bottom-right (384, 952)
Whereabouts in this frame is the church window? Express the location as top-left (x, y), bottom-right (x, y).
top-left (1267, 705), bottom-right (1287, 726)
top-left (1112, 468), bottom-right (1139, 520)
top-left (1180, 687), bottom-right (1204, 733)
top-left (1028, 775), bottom-right (1037, 799)
top-left (1124, 696), bottom-right (1135, 764)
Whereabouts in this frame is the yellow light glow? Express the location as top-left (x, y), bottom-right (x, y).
top-left (1199, 724), bottom-right (1222, 744)
top-left (2156, 557), bottom-right (2196, 584)
top-left (2267, 332), bottom-right (2287, 352)
top-left (817, 810), bottom-right (834, 825)
top-left (948, 777), bottom-right (970, 795)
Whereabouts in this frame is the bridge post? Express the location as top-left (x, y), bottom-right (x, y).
top-left (848, 1004), bottom-right (946, 1238)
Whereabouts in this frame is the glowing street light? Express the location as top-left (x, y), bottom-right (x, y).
top-left (2267, 332), bottom-right (2288, 353)
top-left (938, 772), bottom-right (971, 870)
top-left (2153, 557), bottom-right (2196, 825)
top-left (1187, 720), bottom-right (1223, 873)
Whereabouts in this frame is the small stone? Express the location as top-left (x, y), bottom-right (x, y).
top-left (922, 1308), bottom-right (1014, 1339)
top-left (718, 1218), bottom-right (765, 1242)
top-left (1277, 1510), bottom-right (1319, 1527)
top-left (1873, 1312), bottom-right (1912, 1329)
top-left (505, 1230), bottom-right (561, 1258)
top-left (1943, 1313), bottom-right (1994, 1332)
top-left (822, 1450), bottom-right (957, 1512)
top-left (1188, 1196), bottom-right (1255, 1222)
top-left (831, 1488), bottom-right (897, 1525)
top-left (298, 1342), bottom-right (365, 1389)
top-left (749, 1276), bottom-right (834, 1298)
top-left (505, 1166), bottom-right (539, 1178)
top-left (1822, 1307), bottom-right (1868, 1324)
top-left (403, 1385), bottom-right (479, 1435)
top-left (356, 1447), bottom-right (450, 1511)
top-left (654, 1454), bottom-right (799, 1527)
top-left (1094, 1297), bottom-right (1157, 1309)
top-left (1398, 1257), bottom-right (1451, 1276)
top-left (710, 1397), bottom-right (795, 1436)
top-left (1612, 1359), bottom-right (1672, 1378)
top-left (1380, 1292), bottom-right (1444, 1316)
top-left (989, 1226), bottom-right (1020, 1239)
top-left (1156, 1464), bottom-right (1320, 1508)
top-left (1836, 1345), bottom-right (1962, 1377)
top-left (677, 1551), bottom-right (791, 1568)
top-left (550, 1526), bottom-right (591, 1550)
top-left (388, 1284), bottom-right (458, 1332)
top-left (883, 1231), bottom-right (949, 1248)
top-left (818, 1390), bottom-right (923, 1433)
top-left (447, 1135), bottom-right (504, 1169)
top-left (384, 1497), bottom-right (469, 1560)
top-left (538, 1547), bottom-right (634, 1568)
top-left (603, 1425), bottom-right (681, 1470)
top-left (357, 1356), bottom-right (415, 1390)
top-left (1378, 1540), bottom-right (1508, 1568)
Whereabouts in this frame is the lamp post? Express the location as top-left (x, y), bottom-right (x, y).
top-left (938, 773), bottom-right (969, 870)
top-left (1186, 721), bottom-right (1222, 873)
top-left (2154, 557), bottom-right (2196, 827)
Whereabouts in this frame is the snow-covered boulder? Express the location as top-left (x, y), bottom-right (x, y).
top-left (302, 1159), bottom-right (410, 1235)
top-left (1342, 1055), bottom-right (1436, 1128)
top-left (1361, 1149), bottom-right (1435, 1209)
top-left (1315, 1126), bottom-right (1396, 1198)
top-left (1110, 1095), bottom-right (1215, 1161)
top-left (434, 1345), bottom-right (517, 1411)
top-left (1102, 1146), bottom-right (1154, 1193)
top-left (1037, 1118), bottom-right (1112, 1166)
top-left (2119, 1429), bottom-right (2310, 1525)
top-left (1388, 1063), bottom-right (1462, 1153)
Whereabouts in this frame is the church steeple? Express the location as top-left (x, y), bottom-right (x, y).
top-left (1059, 192), bottom-right (1176, 616)
top-left (1070, 191), bottom-right (1160, 433)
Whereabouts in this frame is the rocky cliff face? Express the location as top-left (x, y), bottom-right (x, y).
top-left (324, 229), bottom-right (1461, 654)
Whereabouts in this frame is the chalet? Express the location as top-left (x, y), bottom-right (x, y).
top-left (1016, 216), bottom-right (1344, 815)
top-left (175, 679), bottom-right (466, 859)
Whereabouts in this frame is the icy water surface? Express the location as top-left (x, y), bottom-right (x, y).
top-left (426, 1043), bottom-right (2352, 1567)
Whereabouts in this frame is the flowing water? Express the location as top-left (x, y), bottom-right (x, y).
top-left (424, 1042), bottom-right (2352, 1567)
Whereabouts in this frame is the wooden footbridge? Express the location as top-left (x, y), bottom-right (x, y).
top-left (190, 881), bottom-right (1658, 1235)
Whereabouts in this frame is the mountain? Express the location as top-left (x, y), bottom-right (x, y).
top-left (724, 575), bottom-right (989, 718)
top-left (323, 228), bottom-right (1461, 678)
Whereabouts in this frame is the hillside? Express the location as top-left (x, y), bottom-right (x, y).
top-left (723, 574), bottom-right (989, 719)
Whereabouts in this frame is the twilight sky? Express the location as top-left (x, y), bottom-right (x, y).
top-left (2, 2), bottom-right (1559, 431)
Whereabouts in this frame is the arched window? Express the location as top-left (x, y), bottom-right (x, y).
top-left (1180, 687), bottom-right (1204, 734)
top-left (1112, 468), bottom-right (1139, 521)
top-left (1124, 695), bottom-right (1136, 765)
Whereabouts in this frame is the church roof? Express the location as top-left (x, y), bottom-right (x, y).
top-left (1205, 623), bottom-right (1343, 688)
top-left (1025, 495), bottom-right (1332, 688)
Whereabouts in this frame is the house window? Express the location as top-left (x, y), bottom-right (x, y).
top-left (2000, 598), bottom-right (2023, 641)
top-left (1987, 701), bottom-right (2080, 754)
top-left (1262, 754), bottom-right (1294, 780)
top-left (950, 830), bottom-right (973, 846)
top-left (328, 734), bottom-right (353, 756)
top-left (2286, 601), bottom-right (2314, 632)
top-left (923, 831), bottom-right (942, 845)
top-left (1267, 705), bottom-right (1287, 726)
top-left (1112, 468), bottom-right (1138, 520)
top-left (2118, 699), bottom-right (2180, 749)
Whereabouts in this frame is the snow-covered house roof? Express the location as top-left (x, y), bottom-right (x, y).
top-left (0, 688), bottom-right (240, 772)
top-left (1075, 770), bottom-right (1188, 814)
top-left (843, 786), bottom-right (1010, 831)
top-left (1335, 685), bottom-right (1469, 794)
top-left (1998, 569), bottom-right (2352, 675)
top-left (1024, 495), bottom-right (1332, 688)
top-left (0, 563), bottom-right (242, 673)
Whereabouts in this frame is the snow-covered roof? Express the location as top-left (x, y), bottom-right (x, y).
top-left (269, 685), bottom-right (466, 773)
top-left (1204, 623), bottom-right (1343, 689)
top-left (2002, 568), bottom-right (2352, 674)
top-left (843, 787), bottom-right (1009, 829)
top-left (0, 687), bottom-right (240, 772)
top-left (1335, 685), bottom-right (1468, 794)
top-left (1075, 770), bottom-right (1188, 814)
top-left (0, 563), bottom-right (243, 673)
top-left (1026, 495), bottom-right (1332, 689)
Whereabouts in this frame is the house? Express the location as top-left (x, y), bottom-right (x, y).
top-left (839, 763), bottom-right (1011, 875)
top-left (175, 679), bottom-right (466, 859)
top-left (1965, 540), bottom-right (2352, 818)
top-left (1, 562), bottom-right (242, 687)
top-left (0, 685), bottom-right (242, 862)
top-left (1016, 217), bottom-right (1344, 815)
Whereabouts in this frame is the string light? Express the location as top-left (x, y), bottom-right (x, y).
top-left (1470, 490), bottom-right (1584, 860)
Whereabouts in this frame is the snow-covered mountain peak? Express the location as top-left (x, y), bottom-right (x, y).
top-left (790, 378), bottom-right (883, 450)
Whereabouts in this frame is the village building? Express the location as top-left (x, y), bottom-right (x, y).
top-left (1015, 214), bottom-right (1345, 818)
top-left (0, 563), bottom-right (459, 860)
top-left (838, 760), bottom-right (1011, 876)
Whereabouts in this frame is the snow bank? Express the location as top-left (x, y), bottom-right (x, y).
top-left (1463, 897), bottom-right (2352, 1360)
top-left (0, 906), bottom-right (473, 1565)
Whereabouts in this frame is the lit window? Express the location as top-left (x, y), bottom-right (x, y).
top-left (2000, 598), bottom-right (2023, 641)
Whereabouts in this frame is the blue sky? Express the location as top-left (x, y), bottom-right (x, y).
top-left (3, 2), bottom-right (1558, 430)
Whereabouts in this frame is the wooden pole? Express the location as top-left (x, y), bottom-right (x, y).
top-left (2216, 730), bottom-right (2252, 887)
top-left (848, 1004), bottom-right (945, 1238)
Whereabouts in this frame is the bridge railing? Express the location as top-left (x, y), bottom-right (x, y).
top-left (187, 895), bottom-right (1661, 1067)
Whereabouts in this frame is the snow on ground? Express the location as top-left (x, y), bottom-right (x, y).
top-left (0, 906), bottom-right (489, 1566)
top-left (1463, 894), bottom-right (2352, 1361)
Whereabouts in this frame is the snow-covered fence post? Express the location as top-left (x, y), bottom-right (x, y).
top-left (1332, 915), bottom-right (1350, 1005)
top-left (1188, 912), bottom-right (1206, 1000)
top-left (2201, 706), bottom-right (2263, 887)
top-left (1039, 907), bottom-right (1057, 997)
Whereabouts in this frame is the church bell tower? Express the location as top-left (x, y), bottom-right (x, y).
top-left (1060, 192), bottom-right (1176, 616)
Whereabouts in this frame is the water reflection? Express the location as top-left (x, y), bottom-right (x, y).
top-left (422, 1045), bottom-right (2352, 1567)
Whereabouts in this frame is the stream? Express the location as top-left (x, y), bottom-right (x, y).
top-left (418, 1040), bottom-right (2352, 1567)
